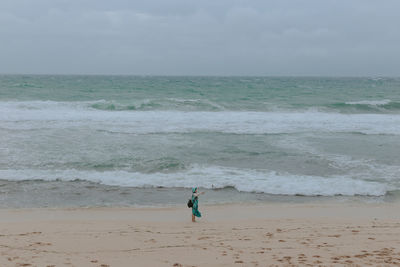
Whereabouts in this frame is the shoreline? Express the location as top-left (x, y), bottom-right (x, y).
top-left (1, 179), bottom-right (398, 209)
top-left (1, 203), bottom-right (400, 266)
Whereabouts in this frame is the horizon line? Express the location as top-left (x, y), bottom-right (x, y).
top-left (0, 73), bottom-right (398, 78)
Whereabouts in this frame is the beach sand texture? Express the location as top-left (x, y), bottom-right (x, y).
top-left (0, 203), bottom-right (400, 267)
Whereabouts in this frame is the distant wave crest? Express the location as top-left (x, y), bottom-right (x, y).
top-left (1, 100), bottom-right (400, 135)
top-left (328, 100), bottom-right (400, 113)
top-left (90, 99), bottom-right (225, 111)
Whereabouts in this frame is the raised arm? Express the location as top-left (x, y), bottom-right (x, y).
top-left (193, 191), bottom-right (205, 197)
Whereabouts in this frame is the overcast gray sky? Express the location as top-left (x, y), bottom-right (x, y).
top-left (1, 0), bottom-right (399, 76)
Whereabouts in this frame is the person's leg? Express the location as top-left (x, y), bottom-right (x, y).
top-left (192, 214), bottom-right (195, 222)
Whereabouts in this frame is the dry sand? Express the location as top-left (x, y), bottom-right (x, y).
top-left (0, 203), bottom-right (400, 266)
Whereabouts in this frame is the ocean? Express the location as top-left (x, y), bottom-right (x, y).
top-left (1, 75), bottom-right (400, 207)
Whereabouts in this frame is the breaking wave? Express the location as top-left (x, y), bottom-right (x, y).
top-left (328, 100), bottom-right (400, 113)
top-left (0, 166), bottom-right (388, 196)
top-left (1, 101), bottom-right (400, 135)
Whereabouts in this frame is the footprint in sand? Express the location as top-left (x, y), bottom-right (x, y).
top-left (298, 254), bottom-right (307, 262)
top-left (354, 253), bottom-right (371, 258)
top-left (29, 242), bottom-right (52, 247)
top-left (265, 232), bottom-right (273, 238)
top-left (18, 232), bottom-right (42, 236)
top-left (328, 234), bottom-right (341, 238)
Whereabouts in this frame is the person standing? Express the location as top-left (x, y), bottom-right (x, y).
top-left (191, 187), bottom-right (205, 222)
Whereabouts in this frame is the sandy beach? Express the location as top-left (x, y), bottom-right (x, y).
top-left (0, 203), bottom-right (400, 266)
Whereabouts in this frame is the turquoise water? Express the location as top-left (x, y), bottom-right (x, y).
top-left (1, 75), bottom-right (400, 112)
top-left (1, 75), bottom-right (400, 207)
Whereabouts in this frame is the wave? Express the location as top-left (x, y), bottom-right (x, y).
top-left (345, 100), bottom-right (392, 105)
top-left (90, 98), bottom-right (225, 111)
top-left (0, 166), bottom-right (388, 196)
top-left (1, 101), bottom-right (400, 135)
top-left (328, 100), bottom-right (400, 113)
top-left (90, 99), bottom-right (400, 113)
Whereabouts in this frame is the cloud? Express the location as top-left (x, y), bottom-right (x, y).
top-left (0, 0), bottom-right (399, 75)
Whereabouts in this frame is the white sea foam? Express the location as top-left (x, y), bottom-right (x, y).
top-left (275, 135), bottom-right (400, 187)
top-left (345, 100), bottom-right (392, 106)
top-left (0, 166), bottom-right (388, 196)
top-left (1, 101), bottom-right (400, 135)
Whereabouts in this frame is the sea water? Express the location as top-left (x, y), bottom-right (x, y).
top-left (1, 75), bottom-right (400, 207)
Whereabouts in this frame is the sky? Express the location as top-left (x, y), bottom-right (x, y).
top-left (1, 0), bottom-right (399, 76)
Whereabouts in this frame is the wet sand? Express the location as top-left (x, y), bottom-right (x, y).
top-left (0, 203), bottom-right (400, 266)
